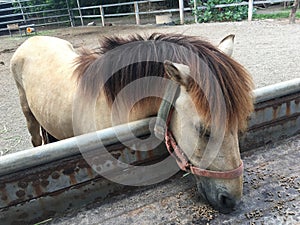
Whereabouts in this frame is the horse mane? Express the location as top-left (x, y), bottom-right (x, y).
top-left (74, 33), bottom-right (254, 131)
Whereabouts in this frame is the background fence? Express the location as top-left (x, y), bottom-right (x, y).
top-left (0, 0), bottom-right (296, 35)
top-left (0, 0), bottom-right (73, 34)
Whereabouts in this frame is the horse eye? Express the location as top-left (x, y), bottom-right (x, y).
top-left (195, 124), bottom-right (204, 134)
top-left (203, 131), bottom-right (210, 139)
top-left (195, 125), bottom-right (210, 138)
top-left (195, 125), bottom-right (210, 139)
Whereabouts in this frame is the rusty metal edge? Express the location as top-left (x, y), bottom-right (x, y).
top-left (0, 176), bottom-right (125, 224)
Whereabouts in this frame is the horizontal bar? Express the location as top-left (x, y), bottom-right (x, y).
top-left (5, 0), bottom-right (31, 3)
top-left (0, 6), bottom-right (19, 13)
top-left (104, 12), bottom-right (136, 17)
top-left (32, 20), bottom-right (71, 27)
top-left (71, 5), bottom-right (101, 10)
top-left (0, 19), bottom-right (24, 26)
top-left (0, 21), bottom-right (71, 31)
top-left (0, 118), bottom-right (152, 177)
top-left (0, 13), bottom-right (23, 19)
top-left (18, 24), bottom-right (35, 28)
top-left (73, 15), bottom-right (101, 19)
top-left (139, 8), bottom-right (179, 15)
top-left (105, 8), bottom-right (185, 17)
top-left (253, 78), bottom-right (300, 103)
top-left (101, 0), bottom-right (164, 8)
top-left (253, 0), bottom-right (294, 4)
top-left (194, 1), bottom-right (248, 10)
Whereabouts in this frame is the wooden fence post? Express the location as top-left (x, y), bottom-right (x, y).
top-left (76, 0), bottom-right (84, 26)
top-left (248, 0), bottom-right (253, 21)
top-left (16, 0), bottom-right (26, 24)
top-left (289, 0), bottom-right (299, 23)
top-left (179, 0), bottom-right (184, 24)
top-left (100, 6), bottom-right (105, 26)
top-left (194, 0), bottom-right (198, 23)
top-left (65, 0), bottom-right (74, 27)
top-left (134, 2), bottom-right (141, 25)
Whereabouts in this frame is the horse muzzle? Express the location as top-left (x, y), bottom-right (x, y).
top-left (195, 176), bottom-right (243, 214)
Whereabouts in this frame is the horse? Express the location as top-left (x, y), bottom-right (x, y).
top-left (10, 33), bottom-right (253, 213)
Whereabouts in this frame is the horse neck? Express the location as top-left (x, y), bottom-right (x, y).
top-left (95, 94), bottom-right (161, 129)
top-left (127, 97), bottom-right (162, 122)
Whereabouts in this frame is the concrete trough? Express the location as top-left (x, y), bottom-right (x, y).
top-left (0, 78), bottom-right (299, 224)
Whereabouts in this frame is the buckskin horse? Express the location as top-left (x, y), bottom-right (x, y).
top-left (10, 33), bottom-right (253, 213)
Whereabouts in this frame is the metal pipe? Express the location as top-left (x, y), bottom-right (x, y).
top-left (0, 118), bottom-right (152, 177)
top-left (76, 0), bottom-right (84, 26)
top-left (253, 78), bottom-right (300, 103)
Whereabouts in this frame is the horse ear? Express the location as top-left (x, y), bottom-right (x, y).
top-left (164, 60), bottom-right (191, 89)
top-left (218, 34), bottom-right (235, 56)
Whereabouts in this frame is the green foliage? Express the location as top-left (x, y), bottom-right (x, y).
top-left (191, 0), bottom-right (248, 23)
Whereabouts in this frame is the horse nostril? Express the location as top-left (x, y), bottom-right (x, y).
top-left (218, 193), bottom-right (236, 212)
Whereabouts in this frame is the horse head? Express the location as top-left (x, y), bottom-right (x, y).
top-left (155, 35), bottom-right (251, 213)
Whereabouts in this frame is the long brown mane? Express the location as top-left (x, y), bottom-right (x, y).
top-left (74, 33), bottom-right (254, 131)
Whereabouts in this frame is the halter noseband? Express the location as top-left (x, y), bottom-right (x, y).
top-left (165, 108), bottom-right (243, 179)
top-left (154, 82), bottom-right (243, 179)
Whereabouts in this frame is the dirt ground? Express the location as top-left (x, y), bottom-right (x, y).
top-left (1, 19), bottom-right (300, 155)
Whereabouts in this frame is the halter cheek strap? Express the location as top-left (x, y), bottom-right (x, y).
top-left (154, 81), bottom-right (180, 141)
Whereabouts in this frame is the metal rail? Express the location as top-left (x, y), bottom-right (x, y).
top-left (240, 78), bottom-right (300, 150)
top-left (0, 78), bottom-right (299, 225)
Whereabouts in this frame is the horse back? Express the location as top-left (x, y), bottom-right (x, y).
top-left (10, 36), bottom-right (79, 140)
top-left (10, 36), bottom-right (76, 86)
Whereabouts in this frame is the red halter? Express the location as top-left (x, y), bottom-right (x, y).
top-left (164, 109), bottom-right (243, 179)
